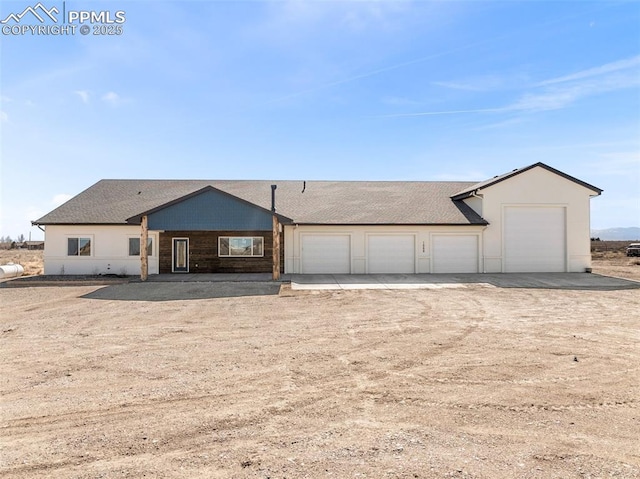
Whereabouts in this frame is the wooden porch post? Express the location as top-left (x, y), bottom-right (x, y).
top-left (141, 215), bottom-right (148, 281)
top-left (272, 215), bottom-right (280, 281)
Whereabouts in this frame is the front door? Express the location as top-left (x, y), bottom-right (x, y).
top-left (172, 238), bottom-right (189, 273)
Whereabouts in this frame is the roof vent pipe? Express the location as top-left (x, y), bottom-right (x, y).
top-left (271, 184), bottom-right (277, 213)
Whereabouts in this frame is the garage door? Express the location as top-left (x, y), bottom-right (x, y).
top-left (432, 235), bottom-right (478, 273)
top-left (301, 235), bottom-right (350, 274)
top-left (504, 206), bottom-right (566, 272)
top-left (368, 235), bottom-right (415, 273)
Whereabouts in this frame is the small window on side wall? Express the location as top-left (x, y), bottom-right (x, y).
top-left (67, 237), bottom-right (91, 256)
top-left (218, 237), bottom-right (264, 257)
top-left (129, 238), bottom-right (153, 256)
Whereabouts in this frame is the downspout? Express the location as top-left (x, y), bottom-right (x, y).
top-left (480, 224), bottom-right (489, 273)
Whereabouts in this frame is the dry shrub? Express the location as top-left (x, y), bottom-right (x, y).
top-left (0, 250), bottom-right (44, 276)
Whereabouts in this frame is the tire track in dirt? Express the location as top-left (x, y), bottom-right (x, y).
top-left (1, 386), bottom-right (319, 432)
top-left (370, 392), bottom-right (638, 412)
top-left (1, 389), bottom-right (334, 475)
top-left (387, 365), bottom-right (640, 386)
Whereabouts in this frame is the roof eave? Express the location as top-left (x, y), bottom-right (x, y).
top-left (32, 221), bottom-right (129, 226)
top-left (450, 190), bottom-right (475, 201)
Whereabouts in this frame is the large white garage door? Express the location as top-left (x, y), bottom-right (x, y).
top-left (368, 235), bottom-right (415, 274)
top-left (504, 206), bottom-right (566, 272)
top-left (301, 235), bottom-right (350, 274)
top-left (432, 235), bottom-right (479, 273)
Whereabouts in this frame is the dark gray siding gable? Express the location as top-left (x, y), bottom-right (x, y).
top-left (147, 189), bottom-right (273, 231)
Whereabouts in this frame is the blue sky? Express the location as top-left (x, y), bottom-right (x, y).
top-left (1, 0), bottom-right (639, 240)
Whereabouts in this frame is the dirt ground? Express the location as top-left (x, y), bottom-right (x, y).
top-left (590, 247), bottom-right (640, 282)
top-left (1, 269), bottom-right (639, 478)
top-left (0, 249), bottom-right (44, 276)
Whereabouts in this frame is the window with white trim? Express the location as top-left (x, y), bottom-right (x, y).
top-left (219, 237), bottom-right (264, 257)
top-left (129, 237), bottom-right (153, 256)
top-left (67, 237), bottom-right (91, 256)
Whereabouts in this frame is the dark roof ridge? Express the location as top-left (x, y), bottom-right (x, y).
top-left (96, 178), bottom-right (480, 184)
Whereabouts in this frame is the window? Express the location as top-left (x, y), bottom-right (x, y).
top-left (67, 237), bottom-right (91, 256)
top-left (129, 237), bottom-right (153, 256)
top-left (219, 237), bottom-right (264, 257)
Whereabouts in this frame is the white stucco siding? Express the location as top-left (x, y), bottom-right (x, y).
top-left (284, 225), bottom-right (484, 274)
top-left (478, 167), bottom-right (595, 273)
top-left (43, 225), bottom-right (159, 275)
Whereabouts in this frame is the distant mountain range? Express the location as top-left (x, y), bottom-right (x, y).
top-left (591, 227), bottom-right (640, 241)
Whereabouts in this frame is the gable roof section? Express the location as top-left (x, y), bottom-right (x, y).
top-left (33, 179), bottom-right (487, 226)
top-left (451, 162), bottom-right (603, 200)
top-left (126, 185), bottom-right (292, 225)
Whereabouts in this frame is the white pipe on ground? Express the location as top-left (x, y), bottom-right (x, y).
top-left (0, 263), bottom-right (24, 279)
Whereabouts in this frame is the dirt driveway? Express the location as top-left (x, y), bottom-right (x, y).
top-left (1, 281), bottom-right (639, 478)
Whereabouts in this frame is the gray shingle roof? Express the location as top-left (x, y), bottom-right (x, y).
top-left (33, 179), bottom-right (487, 226)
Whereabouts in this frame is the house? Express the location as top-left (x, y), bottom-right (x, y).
top-left (22, 241), bottom-right (45, 250)
top-left (32, 162), bottom-right (602, 276)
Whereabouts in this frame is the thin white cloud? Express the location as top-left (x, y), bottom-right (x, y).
top-left (258, 11), bottom-right (493, 107)
top-left (373, 107), bottom-right (505, 118)
top-left (380, 96), bottom-right (422, 107)
top-left (270, 0), bottom-right (412, 31)
top-left (378, 56), bottom-right (640, 118)
top-left (507, 71), bottom-right (639, 113)
top-left (588, 154), bottom-right (640, 177)
top-left (75, 90), bottom-right (90, 104)
top-left (432, 81), bottom-right (487, 92)
top-left (501, 56), bottom-right (640, 113)
top-left (472, 117), bottom-right (527, 131)
top-left (340, 1), bottom-right (411, 31)
top-left (0, 95), bottom-right (11, 103)
top-left (0, 111), bottom-right (7, 122)
top-left (507, 89), bottom-right (579, 113)
top-left (102, 91), bottom-right (120, 105)
top-left (26, 206), bottom-right (45, 227)
top-left (538, 55), bottom-right (640, 86)
top-left (432, 74), bottom-right (523, 92)
top-left (52, 194), bottom-right (72, 207)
